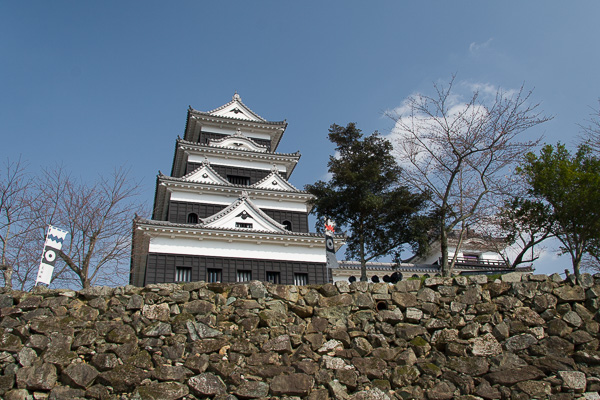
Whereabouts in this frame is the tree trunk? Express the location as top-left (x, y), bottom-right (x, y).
top-left (1, 265), bottom-right (12, 290)
top-left (360, 232), bottom-right (367, 282)
top-left (82, 277), bottom-right (91, 289)
top-left (358, 216), bottom-right (367, 282)
top-left (440, 228), bottom-right (450, 277)
top-left (573, 252), bottom-right (582, 283)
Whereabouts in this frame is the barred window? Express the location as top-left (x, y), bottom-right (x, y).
top-left (175, 267), bottom-right (192, 282)
top-left (227, 175), bottom-right (250, 185)
top-left (237, 270), bottom-right (252, 282)
top-left (207, 269), bottom-right (222, 283)
top-left (235, 222), bottom-right (253, 229)
top-left (187, 213), bottom-right (199, 224)
top-left (266, 271), bottom-right (280, 284)
top-left (294, 273), bottom-right (308, 286)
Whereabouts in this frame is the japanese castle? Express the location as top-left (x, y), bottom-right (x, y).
top-left (130, 94), bottom-right (343, 286)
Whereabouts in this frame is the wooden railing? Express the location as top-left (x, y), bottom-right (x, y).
top-left (444, 257), bottom-right (508, 267)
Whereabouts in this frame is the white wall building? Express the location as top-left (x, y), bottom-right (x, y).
top-left (130, 94), bottom-right (343, 286)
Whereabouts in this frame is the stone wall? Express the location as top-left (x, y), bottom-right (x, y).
top-left (1, 272), bottom-right (600, 400)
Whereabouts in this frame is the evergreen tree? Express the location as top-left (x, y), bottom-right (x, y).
top-left (305, 123), bottom-right (431, 282)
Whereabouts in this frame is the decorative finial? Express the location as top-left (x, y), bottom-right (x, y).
top-left (233, 91), bottom-right (241, 101)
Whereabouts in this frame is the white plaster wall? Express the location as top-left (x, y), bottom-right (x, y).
top-left (149, 236), bottom-right (326, 263)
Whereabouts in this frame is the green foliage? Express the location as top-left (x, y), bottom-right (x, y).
top-left (519, 143), bottom-right (600, 277)
top-left (496, 196), bottom-right (554, 268)
top-left (305, 123), bottom-right (431, 281)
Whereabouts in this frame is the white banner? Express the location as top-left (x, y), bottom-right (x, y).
top-left (36, 225), bottom-right (69, 285)
top-left (325, 218), bottom-right (338, 269)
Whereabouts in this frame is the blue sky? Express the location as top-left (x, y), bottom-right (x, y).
top-left (2, 1), bottom-right (600, 276)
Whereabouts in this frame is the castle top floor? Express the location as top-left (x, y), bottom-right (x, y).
top-left (183, 93), bottom-right (288, 152)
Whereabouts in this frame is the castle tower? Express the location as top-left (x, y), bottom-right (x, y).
top-left (130, 94), bottom-right (342, 286)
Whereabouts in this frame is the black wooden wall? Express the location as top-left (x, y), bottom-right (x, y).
top-left (183, 162), bottom-right (275, 183)
top-left (199, 131), bottom-right (272, 151)
top-left (144, 253), bottom-right (327, 285)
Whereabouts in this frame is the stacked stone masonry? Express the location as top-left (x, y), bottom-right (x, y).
top-left (1, 272), bottom-right (600, 399)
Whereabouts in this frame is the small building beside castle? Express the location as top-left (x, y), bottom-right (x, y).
top-left (130, 94), bottom-right (343, 286)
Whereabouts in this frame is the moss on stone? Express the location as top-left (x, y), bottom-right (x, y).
top-left (410, 336), bottom-right (428, 347)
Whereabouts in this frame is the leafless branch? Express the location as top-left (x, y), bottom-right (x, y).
top-left (386, 77), bottom-right (550, 276)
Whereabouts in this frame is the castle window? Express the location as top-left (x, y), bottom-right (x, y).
top-left (294, 273), bottom-right (308, 286)
top-left (175, 267), bottom-right (192, 282)
top-left (237, 270), bottom-right (252, 282)
top-left (207, 268), bottom-right (222, 283)
top-left (227, 175), bottom-right (250, 185)
top-left (283, 220), bottom-right (292, 231)
top-left (235, 222), bottom-right (253, 229)
top-left (266, 271), bottom-right (280, 284)
top-left (187, 213), bottom-right (199, 224)
top-left (462, 253), bottom-right (480, 262)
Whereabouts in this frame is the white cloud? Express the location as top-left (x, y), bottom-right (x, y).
top-left (463, 81), bottom-right (498, 97)
top-left (385, 78), bottom-right (521, 129)
top-left (469, 38), bottom-right (493, 53)
top-left (321, 171), bottom-right (333, 181)
top-left (462, 81), bottom-right (520, 100)
top-left (532, 241), bottom-right (570, 277)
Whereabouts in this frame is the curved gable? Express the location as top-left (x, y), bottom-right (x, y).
top-left (182, 161), bottom-right (230, 185)
top-left (252, 168), bottom-right (299, 192)
top-left (208, 129), bottom-right (268, 153)
top-left (208, 93), bottom-right (265, 122)
top-left (203, 193), bottom-right (286, 232)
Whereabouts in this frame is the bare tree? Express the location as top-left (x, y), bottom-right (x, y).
top-left (0, 162), bottom-right (145, 290)
top-left (0, 158), bottom-right (34, 289)
top-left (29, 166), bottom-right (145, 289)
top-left (386, 77), bottom-right (550, 276)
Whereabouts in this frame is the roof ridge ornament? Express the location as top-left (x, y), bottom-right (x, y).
top-left (233, 91), bottom-right (241, 101)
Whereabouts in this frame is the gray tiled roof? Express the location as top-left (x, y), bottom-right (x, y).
top-left (178, 139), bottom-right (301, 157)
top-left (158, 176), bottom-right (310, 195)
top-left (135, 217), bottom-right (342, 239)
top-left (189, 108), bottom-right (287, 126)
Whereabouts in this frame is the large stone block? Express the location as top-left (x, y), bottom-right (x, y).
top-left (270, 373), bottom-right (314, 396)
